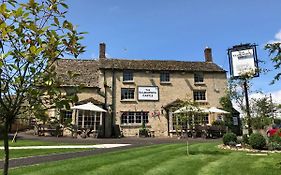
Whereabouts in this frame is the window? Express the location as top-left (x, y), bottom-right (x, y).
top-left (128, 112), bottom-right (135, 123)
top-left (60, 110), bottom-right (72, 123)
top-left (123, 70), bottom-right (133, 82)
top-left (194, 72), bottom-right (204, 83)
top-left (172, 115), bottom-right (188, 130)
top-left (160, 72), bottom-right (170, 82)
top-left (203, 115), bottom-right (209, 124)
top-left (77, 110), bottom-right (102, 130)
top-left (193, 91), bottom-right (206, 101)
top-left (121, 88), bottom-right (135, 100)
top-left (136, 112), bottom-right (142, 123)
top-left (121, 112), bottom-right (149, 125)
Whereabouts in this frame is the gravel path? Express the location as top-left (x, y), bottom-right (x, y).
top-left (0, 132), bottom-right (221, 169)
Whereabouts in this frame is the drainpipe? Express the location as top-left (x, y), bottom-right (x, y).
top-left (111, 69), bottom-right (116, 137)
top-left (103, 70), bottom-right (107, 137)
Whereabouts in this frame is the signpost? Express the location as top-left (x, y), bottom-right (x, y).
top-left (228, 43), bottom-right (259, 135)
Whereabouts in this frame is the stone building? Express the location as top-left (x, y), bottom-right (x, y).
top-left (54, 43), bottom-right (227, 137)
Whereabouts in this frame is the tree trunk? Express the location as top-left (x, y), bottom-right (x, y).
top-left (3, 122), bottom-right (10, 175)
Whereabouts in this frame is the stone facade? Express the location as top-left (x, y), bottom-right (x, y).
top-left (54, 44), bottom-right (227, 137)
top-left (100, 70), bottom-right (227, 137)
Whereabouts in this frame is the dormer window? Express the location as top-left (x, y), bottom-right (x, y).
top-left (194, 72), bottom-right (204, 83)
top-left (123, 70), bottom-right (133, 82)
top-left (160, 72), bottom-right (170, 83)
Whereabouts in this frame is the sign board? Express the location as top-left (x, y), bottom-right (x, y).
top-left (138, 86), bottom-right (159, 101)
top-left (228, 44), bottom-right (259, 78)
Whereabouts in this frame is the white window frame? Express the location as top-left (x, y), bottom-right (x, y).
top-left (193, 91), bottom-right (206, 101)
top-left (121, 88), bottom-right (135, 100)
top-left (121, 112), bottom-right (149, 125)
top-left (123, 70), bottom-right (134, 82)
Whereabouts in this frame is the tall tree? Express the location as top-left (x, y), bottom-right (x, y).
top-left (265, 42), bottom-right (281, 84)
top-left (0, 0), bottom-right (85, 174)
top-left (250, 96), bottom-right (274, 130)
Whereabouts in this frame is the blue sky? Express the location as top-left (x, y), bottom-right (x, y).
top-left (66, 0), bottom-right (281, 103)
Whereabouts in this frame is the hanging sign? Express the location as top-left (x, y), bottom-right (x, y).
top-left (228, 44), bottom-right (259, 78)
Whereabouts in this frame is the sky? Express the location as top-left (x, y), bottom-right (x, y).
top-left (65, 0), bottom-right (281, 104)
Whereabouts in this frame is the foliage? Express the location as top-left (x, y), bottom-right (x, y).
top-left (268, 130), bottom-right (281, 144)
top-left (219, 94), bottom-right (242, 135)
top-left (212, 120), bottom-right (225, 126)
top-left (264, 42), bottom-right (281, 84)
top-left (242, 134), bottom-right (249, 144)
top-left (267, 134), bottom-right (281, 150)
top-left (250, 96), bottom-right (274, 129)
top-left (251, 117), bottom-right (272, 130)
top-left (273, 118), bottom-right (281, 125)
top-left (223, 132), bottom-right (237, 145)
top-left (249, 133), bottom-right (266, 150)
top-left (139, 121), bottom-right (149, 137)
top-left (0, 0), bottom-right (85, 174)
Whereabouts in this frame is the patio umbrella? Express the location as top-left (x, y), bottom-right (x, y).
top-left (173, 105), bottom-right (208, 114)
top-left (207, 107), bottom-right (230, 114)
top-left (71, 102), bottom-right (107, 112)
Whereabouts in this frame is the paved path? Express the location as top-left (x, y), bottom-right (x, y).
top-left (1, 144), bottom-right (131, 149)
top-left (0, 132), bottom-right (221, 169)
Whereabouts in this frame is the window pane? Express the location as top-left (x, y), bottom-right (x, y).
top-left (143, 112), bottom-right (149, 123)
top-left (136, 112), bottom-right (142, 123)
top-left (128, 112), bottom-right (135, 123)
top-left (194, 72), bottom-right (204, 83)
top-left (160, 72), bottom-right (170, 82)
top-left (121, 112), bottom-right (128, 124)
top-left (123, 71), bottom-right (133, 81)
top-left (193, 91), bottom-right (206, 101)
top-left (121, 88), bottom-right (135, 100)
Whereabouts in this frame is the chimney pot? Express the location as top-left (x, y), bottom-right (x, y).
top-left (204, 47), bottom-right (213, 62)
top-left (99, 43), bottom-right (106, 59)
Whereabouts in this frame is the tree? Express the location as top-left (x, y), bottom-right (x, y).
top-left (265, 43), bottom-right (281, 84)
top-left (0, 0), bottom-right (85, 174)
top-left (250, 96), bottom-right (273, 130)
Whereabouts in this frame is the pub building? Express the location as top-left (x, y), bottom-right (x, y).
top-left (52, 43), bottom-right (230, 137)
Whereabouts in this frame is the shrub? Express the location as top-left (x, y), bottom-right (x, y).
top-left (223, 132), bottom-right (237, 145)
top-left (268, 142), bottom-right (281, 151)
top-left (269, 130), bottom-right (281, 144)
top-left (242, 134), bottom-right (249, 144)
top-left (249, 133), bottom-right (266, 150)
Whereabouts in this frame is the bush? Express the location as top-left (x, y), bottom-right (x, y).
top-left (223, 132), bottom-right (237, 145)
top-left (268, 142), bottom-right (281, 151)
top-left (249, 133), bottom-right (266, 150)
top-left (242, 134), bottom-right (249, 144)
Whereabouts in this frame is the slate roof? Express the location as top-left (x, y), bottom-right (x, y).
top-left (54, 59), bottom-right (100, 87)
top-left (99, 59), bottom-right (226, 72)
top-left (54, 58), bottom-right (226, 87)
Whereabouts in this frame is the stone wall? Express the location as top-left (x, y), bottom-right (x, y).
top-left (101, 70), bottom-right (227, 137)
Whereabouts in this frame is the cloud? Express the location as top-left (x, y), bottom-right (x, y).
top-left (267, 30), bottom-right (281, 44)
top-left (249, 90), bottom-right (281, 104)
top-left (232, 89), bottom-right (281, 117)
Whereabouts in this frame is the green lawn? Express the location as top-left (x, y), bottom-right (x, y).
top-left (9, 142), bottom-right (281, 175)
top-left (0, 139), bottom-right (92, 159)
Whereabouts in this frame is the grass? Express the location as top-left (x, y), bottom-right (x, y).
top-left (0, 139), bottom-right (92, 159)
top-left (8, 142), bottom-right (281, 175)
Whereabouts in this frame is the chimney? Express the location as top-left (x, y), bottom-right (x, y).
top-left (204, 47), bottom-right (213, 62)
top-left (99, 42), bottom-right (106, 59)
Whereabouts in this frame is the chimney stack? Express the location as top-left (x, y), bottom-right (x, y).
top-left (99, 42), bottom-right (106, 59)
top-left (204, 47), bottom-right (213, 62)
